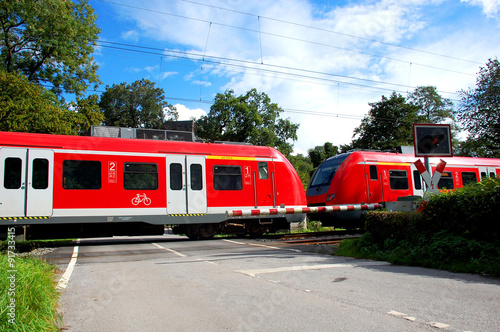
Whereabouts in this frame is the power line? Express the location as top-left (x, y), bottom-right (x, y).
top-left (96, 40), bottom-right (461, 98)
top-left (94, 0), bottom-right (479, 77)
top-left (180, 0), bottom-right (483, 66)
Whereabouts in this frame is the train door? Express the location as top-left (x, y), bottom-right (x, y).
top-left (410, 164), bottom-right (424, 197)
top-left (254, 161), bottom-right (275, 207)
top-left (479, 167), bottom-right (497, 180)
top-left (166, 155), bottom-right (207, 214)
top-left (365, 164), bottom-right (382, 204)
top-left (0, 148), bottom-right (54, 217)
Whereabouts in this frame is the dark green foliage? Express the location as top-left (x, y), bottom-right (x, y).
top-left (100, 79), bottom-right (178, 129)
top-left (0, 70), bottom-right (102, 134)
top-left (424, 177), bottom-right (500, 240)
top-left (0, 0), bottom-right (100, 98)
top-left (457, 59), bottom-right (500, 157)
top-left (288, 153), bottom-right (314, 190)
top-left (352, 92), bottom-right (420, 150)
top-left (339, 177), bottom-right (500, 276)
top-left (196, 89), bottom-right (298, 156)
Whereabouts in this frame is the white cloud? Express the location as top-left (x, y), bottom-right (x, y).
top-left (109, 0), bottom-right (497, 153)
top-left (121, 30), bottom-right (140, 42)
top-left (461, 0), bottom-right (500, 17)
top-left (173, 104), bottom-right (207, 121)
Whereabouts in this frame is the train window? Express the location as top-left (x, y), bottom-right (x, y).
top-left (309, 154), bottom-right (349, 189)
top-left (32, 158), bottom-right (49, 189)
top-left (258, 162), bottom-right (269, 180)
top-left (124, 163), bottom-right (158, 190)
top-left (190, 164), bottom-right (203, 191)
top-left (438, 172), bottom-right (454, 189)
top-left (213, 165), bottom-right (242, 190)
top-left (170, 163), bottom-right (183, 190)
top-left (462, 172), bottom-right (478, 186)
top-left (389, 170), bottom-right (409, 190)
top-left (481, 172), bottom-right (487, 179)
top-left (413, 170), bottom-right (422, 190)
top-left (4, 158), bottom-right (22, 189)
top-left (491, 172), bottom-right (496, 178)
top-left (63, 160), bottom-right (101, 189)
top-left (369, 165), bottom-right (378, 180)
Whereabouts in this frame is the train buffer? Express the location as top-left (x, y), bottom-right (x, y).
top-left (226, 203), bottom-right (383, 218)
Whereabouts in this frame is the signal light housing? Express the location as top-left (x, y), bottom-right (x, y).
top-left (413, 124), bottom-right (453, 157)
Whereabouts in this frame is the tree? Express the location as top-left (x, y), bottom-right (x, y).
top-left (196, 89), bottom-right (299, 156)
top-left (308, 142), bottom-right (339, 168)
top-left (288, 154), bottom-right (313, 190)
top-left (456, 59), bottom-right (500, 157)
top-left (0, 69), bottom-right (101, 134)
top-left (407, 86), bottom-right (454, 123)
top-left (100, 79), bottom-right (178, 129)
top-left (69, 94), bottom-right (104, 134)
top-left (0, 0), bottom-right (100, 98)
top-left (352, 92), bottom-right (419, 150)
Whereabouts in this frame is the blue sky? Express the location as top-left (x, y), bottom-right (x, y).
top-left (88, 0), bottom-right (500, 155)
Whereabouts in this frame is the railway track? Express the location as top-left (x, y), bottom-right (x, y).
top-left (261, 230), bottom-right (362, 245)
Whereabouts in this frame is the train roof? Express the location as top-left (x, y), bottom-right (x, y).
top-left (347, 150), bottom-right (500, 167)
top-left (0, 131), bottom-right (283, 159)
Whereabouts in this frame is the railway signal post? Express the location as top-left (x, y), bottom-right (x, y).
top-left (413, 123), bottom-right (453, 209)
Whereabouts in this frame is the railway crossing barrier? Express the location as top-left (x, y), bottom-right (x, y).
top-left (226, 203), bottom-right (383, 218)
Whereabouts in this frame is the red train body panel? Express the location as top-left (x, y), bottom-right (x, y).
top-left (0, 131), bottom-right (306, 238)
top-left (306, 150), bottom-right (500, 226)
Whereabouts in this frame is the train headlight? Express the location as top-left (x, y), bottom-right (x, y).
top-left (326, 194), bottom-right (335, 202)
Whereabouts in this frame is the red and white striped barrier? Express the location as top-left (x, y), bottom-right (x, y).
top-left (226, 203), bottom-right (383, 218)
top-left (414, 159), bottom-right (447, 194)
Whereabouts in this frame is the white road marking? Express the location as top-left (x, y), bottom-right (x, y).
top-left (223, 239), bottom-right (302, 253)
top-left (57, 240), bottom-right (80, 290)
top-left (196, 258), bottom-right (217, 266)
top-left (428, 322), bottom-right (451, 329)
top-left (152, 243), bottom-right (186, 257)
top-left (236, 264), bottom-right (355, 277)
top-left (387, 310), bottom-right (408, 317)
top-left (222, 239), bottom-right (246, 245)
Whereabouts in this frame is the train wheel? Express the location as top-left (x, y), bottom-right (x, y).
top-left (185, 225), bottom-right (217, 240)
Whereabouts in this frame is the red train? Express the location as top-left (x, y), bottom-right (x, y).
top-left (0, 131), bottom-right (306, 239)
top-left (306, 150), bottom-right (500, 228)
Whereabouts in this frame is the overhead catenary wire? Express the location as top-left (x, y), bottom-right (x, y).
top-left (96, 40), bottom-right (461, 99)
top-left (93, 0), bottom-right (479, 77)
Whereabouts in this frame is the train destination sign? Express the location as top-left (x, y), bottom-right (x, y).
top-left (413, 123), bottom-right (453, 157)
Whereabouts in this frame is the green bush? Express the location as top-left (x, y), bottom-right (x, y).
top-left (424, 177), bottom-right (500, 240)
top-left (339, 177), bottom-right (500, 276)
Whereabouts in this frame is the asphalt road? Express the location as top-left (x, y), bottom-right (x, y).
top-left (45, 235), bottom-right (500, 332)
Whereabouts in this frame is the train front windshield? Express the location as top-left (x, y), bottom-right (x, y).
top-left (308, 154), bottom-right (350, 192)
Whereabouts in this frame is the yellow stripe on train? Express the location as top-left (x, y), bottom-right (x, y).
top-left (168, 214), bottom-right (206, 217)
top-left (0, 216), bottom-right (51, 220)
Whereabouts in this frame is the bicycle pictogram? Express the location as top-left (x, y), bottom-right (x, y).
top-left (131, 193), bottom-right (151, 206)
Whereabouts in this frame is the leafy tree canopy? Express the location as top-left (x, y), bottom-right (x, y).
top-left (0, 69), bottom-right (102, 134)
top-left (407, 86), bottom-right (454, 123)
top-left (352, 92), bottom-right (420, 150)
top-left (308, 142), bottom-right (339, 168)
top-left (288, 153), bottom-right (313, 191)
top-left (100, 79), bottom-right (178, 129)
top-left (457, 59), bottom-right (500, 157)
top-left (0, 0), bottom-right (100, 98)
top-left (196, 89), bottom-right (299, 156)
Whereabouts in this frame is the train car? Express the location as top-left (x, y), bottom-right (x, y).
top-left (0, 131), bottom-right (306, 239)
top-left (306, 150), bottom-right (500, 228)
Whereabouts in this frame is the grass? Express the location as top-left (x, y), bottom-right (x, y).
top-left (0, 239), bottom-right (75, 254)
top-left (0, 254), bottom-right (61, 331)
top-left (337, 231), bottom-right (500, 277)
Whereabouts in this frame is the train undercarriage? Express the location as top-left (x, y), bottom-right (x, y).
top-left (0, 218), bottom-right (291, 241)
